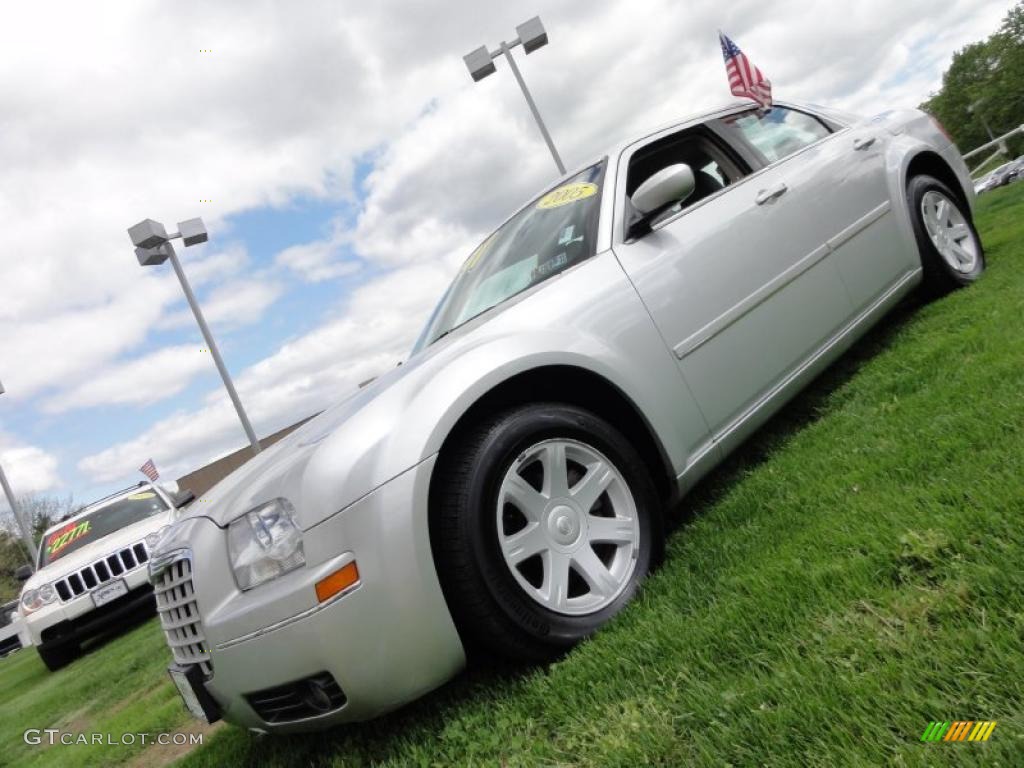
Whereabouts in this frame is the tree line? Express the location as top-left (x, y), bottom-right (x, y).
top-left (921, 1), bottom-right (1024, 164)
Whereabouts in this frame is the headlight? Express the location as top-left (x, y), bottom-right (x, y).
top-left (145, 525), bottom-right (171, 551)
top-left (227, 498), bottom-right (305, 590)
top-left (21, 583), bottom-right (56, 614)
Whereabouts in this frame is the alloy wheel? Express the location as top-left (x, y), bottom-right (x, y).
top-left (496, 438), bottom-right (640, 616)
top-left (920, 190), bottom-right (979, 273)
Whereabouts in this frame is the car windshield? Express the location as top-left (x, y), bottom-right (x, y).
top-left (412, 161), bottom-right (606, 352)
top-left (38, 490), bottom-right (168, 568)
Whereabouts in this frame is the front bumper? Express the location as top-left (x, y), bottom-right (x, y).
top-left (24, 566), bottom-right (154, 646)
top-left (38, 584), bottom-right (155, 647)
top-left (153, 454), bottom-right (465, 732)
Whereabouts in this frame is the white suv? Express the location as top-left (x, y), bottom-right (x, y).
top-left (17, 481), bottom-right (190, 670)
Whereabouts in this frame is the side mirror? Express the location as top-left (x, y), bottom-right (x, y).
top-left (174, 489), bottom-right (196, 509)
top-left (15, 565), bottom-right (33, 582)
top-left (627, 164), bottom-right (696, 239)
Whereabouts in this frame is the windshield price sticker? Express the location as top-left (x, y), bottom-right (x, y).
top-left (128, 491), bottom-right (156, 500)
top-left (46, 520), bottom-right (92, 559)
top-left (463, 234), bottom-right (496, 272)
top-left (536, 182), bottom-right (598, 210)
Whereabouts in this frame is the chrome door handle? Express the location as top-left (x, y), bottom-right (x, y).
top-left (755, 183), bottom-right (788, 205)
top-left (853, 136), bottom-right (877, 150)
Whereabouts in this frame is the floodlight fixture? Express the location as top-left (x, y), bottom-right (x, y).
top-left (464, 16), bottom-right (565, 174)
top-left (128, 218), bottom-right (170, 249)
top-left (516, 17), bottom-right (548, 54)
top-left (178, 217), bottom-right (208, 247)
top-left (464, 46), bottom-right (496, 82)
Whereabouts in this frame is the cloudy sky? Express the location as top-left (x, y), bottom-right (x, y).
top-left (0, 0), bottom-right (1013, 513)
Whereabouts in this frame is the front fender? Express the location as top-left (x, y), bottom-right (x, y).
top-left (299, 250), bottom-right (710, 529)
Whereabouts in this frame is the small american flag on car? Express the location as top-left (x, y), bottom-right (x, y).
top-left (720, 31), bottom-right (772, 110)
top-left (139, 458), bottom-right (159, 481)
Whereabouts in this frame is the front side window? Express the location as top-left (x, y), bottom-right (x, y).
top-left (413, 161), bottom-right (606, 351)
top-left (624, 126), bottom-right (749, 233)
top-left (38, 490), bottom-right (168, 567)
top-left (723, 107), bottom-right (832, 163)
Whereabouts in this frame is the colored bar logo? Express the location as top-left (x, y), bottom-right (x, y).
top-left (921, 721), bottom-right (997, 742)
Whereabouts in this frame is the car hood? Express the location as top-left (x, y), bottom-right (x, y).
top-left (172, 346), bottom-right (442, 531)
top-left (23, 510), bottom-right (175, 591)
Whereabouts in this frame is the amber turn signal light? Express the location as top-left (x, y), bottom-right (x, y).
top-left (315, 561), bottom-right (360, 603)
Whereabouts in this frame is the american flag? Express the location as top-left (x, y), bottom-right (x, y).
top-left (720, 31), bottom-right (772, 110)
top-left (139, 458), bottom-right (159, 482)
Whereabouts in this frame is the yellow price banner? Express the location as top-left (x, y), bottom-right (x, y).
top-left (463, 234), bottom-right (496, 272)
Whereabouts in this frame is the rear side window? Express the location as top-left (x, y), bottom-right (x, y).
top-left (722, 107), bottom-right (832, 164)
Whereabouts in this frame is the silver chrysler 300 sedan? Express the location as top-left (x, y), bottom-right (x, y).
top-left (150, 100), bottom-right (983, 732)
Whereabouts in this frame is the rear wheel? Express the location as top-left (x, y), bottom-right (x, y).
top-left (431, 403), bottom-right (663, 661)
top-left (37, 640), bottom-right (80, 671)
top-left (907, 175), bottom-right (984, 295)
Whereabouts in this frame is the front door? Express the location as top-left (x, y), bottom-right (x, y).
top-left (612, 113), bottom-right (853, 440)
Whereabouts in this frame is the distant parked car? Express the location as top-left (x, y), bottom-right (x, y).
top-left (975, 161), bottom-right (1018, 194)
top-left (1008, 156), bottom-right (1024, 184)
top-left (17, 481), bottom-right (193, 670)
top-left (150, 99), bottom-right (983, 732)
top-left (0, 600), bottom-right (31, 657)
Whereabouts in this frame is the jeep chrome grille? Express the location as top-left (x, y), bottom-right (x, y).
top-left (53, 541), bottom-right (150, 602)
top-left (153, 555), bottom-right (213, 676)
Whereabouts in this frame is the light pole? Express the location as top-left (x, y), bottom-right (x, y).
top-left (0, 380), bottom-right (39, 567)
top-left (464, 16), bottom-right (566, 175)
top-left (128, 218), bottom-right (261, 455)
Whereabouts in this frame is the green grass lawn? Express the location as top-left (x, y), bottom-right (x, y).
top-left (3, 182), bottom-right (1024, 767)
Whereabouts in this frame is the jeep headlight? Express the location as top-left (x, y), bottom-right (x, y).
top-left (21, 583), bottom-right (56, 614)
top-left (227, 498), bottom-right (305, 590)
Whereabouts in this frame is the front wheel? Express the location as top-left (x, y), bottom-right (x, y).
top-left (907, 175), bottom-right (985, 296)
top-left (37, 640), bottom-right (80, 671)
top-left (431, 403), bottom-right (663, 662)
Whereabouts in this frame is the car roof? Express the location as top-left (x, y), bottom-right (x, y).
top-left (41, 482), bottom-right (159, 536)
top-left (524, 98), bottom-right (849, 202)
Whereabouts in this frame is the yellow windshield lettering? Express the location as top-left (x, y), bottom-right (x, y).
top-left (536, 182), bottom-right (598, 210)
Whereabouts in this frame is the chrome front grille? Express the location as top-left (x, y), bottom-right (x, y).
top-left (153, 554), bottom-right (213, 676)
top-left (53, 541), bottom-right (149, 602)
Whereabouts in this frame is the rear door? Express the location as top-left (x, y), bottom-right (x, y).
top-left (720, 107), bottom-right (914, 312)
top-left (611, 109), bottom-right (854, 442)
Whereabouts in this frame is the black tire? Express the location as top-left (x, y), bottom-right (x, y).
top-left (430, 402), bottom-right (663, 662)
top-left (907, 174), bottom-right (985, 296)
top-left (37, 640), bottom-right (80, 671)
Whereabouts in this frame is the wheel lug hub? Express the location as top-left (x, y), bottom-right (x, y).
top-left (547, 505), bottom-right (580, 545)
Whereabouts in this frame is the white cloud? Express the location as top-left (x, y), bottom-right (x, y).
top-left (0, 433), bottom-right (60, 506)
top-left (40, 345), bottom-right (212, 414)
top-left (275, 229), bottom-right (362, 283)
top-left (0, 245), bottom-right (251, 401)
top-left (183, 244), bottom-right (250, 285)
top-left (158, 278), bottom-right (284, 332)
top-left (0, 274), bottom-right (181, 398)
